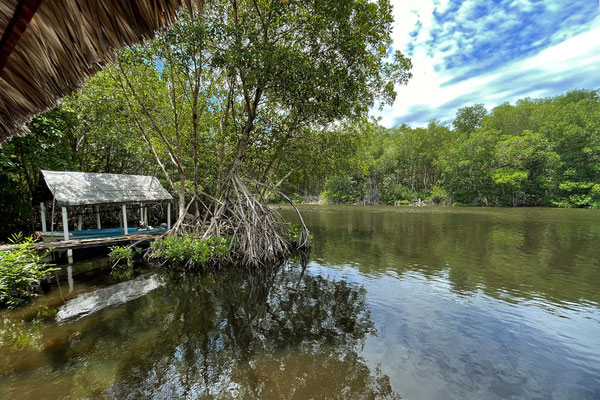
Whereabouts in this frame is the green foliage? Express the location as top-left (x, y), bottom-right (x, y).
top-left (150, 235), bottom-right (230, 266)
top-left (108, 245), bottom-right (135, 268)
top-left (0, 0), bottom-right (411, 237)
top-left (302, 89), bottom-right (600, 208)
top-left (453, 103), bottom-right (487, 135)
top-left (429, 186), bottom-right (451, 205)
top-left (286, 223), bottom-right (313, 245)
top-left (0, 234), bottom-right (56, 307)
top-left (440, 129), bottom-right (499, 205)
top-left (0, 107), bottom-right (79, 237)
top-left (379, 178), bottom-right (416, 205)
top-left (320, 175), bottom-right (366, 204)
top-left (0, 0), bottom-right (597, 223)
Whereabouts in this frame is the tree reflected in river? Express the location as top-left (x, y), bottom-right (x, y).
top-left (23, 263), bottom-right (400, 399)
top-left (292, 205), bottom-right (600, 308)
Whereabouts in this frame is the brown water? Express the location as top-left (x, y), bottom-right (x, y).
top-left (1, 205), bottom-right (599, 399)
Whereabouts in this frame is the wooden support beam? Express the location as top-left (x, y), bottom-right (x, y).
top-left (40, 202), bottom-right (47, 233)
top-left (61, 206), bottom-right (69, 241)
top-left (96, 206), bottom-right (101, 229)
top-left (0, 233), bottom-right (159, 252)
top-left (0, 0), bottom-right (44, 73)
top-left (167, 203), bottom-right (171, 229)
top-left (122, 204), bottom-right (128, 235)
top-left (67, 264), bottom-right (73, 286)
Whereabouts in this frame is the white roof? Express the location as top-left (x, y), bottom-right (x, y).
top-left (41, 170), bottom-right (173, 207)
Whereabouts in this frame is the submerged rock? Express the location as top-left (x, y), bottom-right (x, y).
top-left (56, 275), bottom-right (163, 322)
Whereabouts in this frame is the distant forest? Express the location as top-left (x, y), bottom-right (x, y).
top-left (1, 88), bottom-right (599, 236)
top-left (313, 89), bottom-right (600, 209)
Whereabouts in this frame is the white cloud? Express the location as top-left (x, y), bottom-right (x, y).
top-left (374, 1), bottom-right (600, 127)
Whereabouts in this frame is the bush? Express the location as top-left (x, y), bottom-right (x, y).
top-left (285, 223), bottom-right (313, 246)
top-left (429, 185), bottom-right (451, 205)
top-left (108, 245), bottom-right (135, 268)
top-left (150, 234), bottom-right (230, 266)
top-left (379, 177), bottom-right (416, 205)
top-left (320, 175), bottom-right (366, 204)
top-left (291, 194), bottom-right (307, 204)
top-left (0, 233), bottom-right (56, 307)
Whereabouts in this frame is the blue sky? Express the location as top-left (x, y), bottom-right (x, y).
top-left (374, 0), bottom-right (600, 127)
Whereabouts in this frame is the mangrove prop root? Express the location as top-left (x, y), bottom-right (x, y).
top-left (156, 174), bottom-right (310, 268)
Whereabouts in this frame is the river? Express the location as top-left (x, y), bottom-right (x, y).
top-left (1, 205), bottom-right (599, 399)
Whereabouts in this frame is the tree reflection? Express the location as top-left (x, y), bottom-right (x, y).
top-left (100, 264), bottom-right (400, 399)
top-left (298, 207), bottom-right (600, 307)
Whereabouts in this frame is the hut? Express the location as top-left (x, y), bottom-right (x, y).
top-left (34, 170), bottom-right (173, 242)
top-left (0, 0), bottom-right (203, 143)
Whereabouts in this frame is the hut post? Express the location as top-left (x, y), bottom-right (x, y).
top-left (122, 205), bottom-right (129, 235)
top-left (139, 204), bottom-right (144, 224)
top-left (40, 202), bottom-right (47, 233)
top-left (167, 203), bottom-right (171, 229)
top-left (144, 207), bottom-right (148, 225)
top-left (67, 265), bottom-right (74, 287)
top-left (77, 214), bottom-right (83, 231)
top-left (61, 207), bottom-right (69, 241)
top-left (96, 205), bottom-right (101, 229)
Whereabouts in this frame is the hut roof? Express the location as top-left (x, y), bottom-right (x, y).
top-left (37, 170), bottom-right (173, 206)
top-left (0, 0), bottom-right (203, 143)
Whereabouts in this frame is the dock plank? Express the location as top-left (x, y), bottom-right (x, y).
top-left (0, 234), bottom-right (159, 252)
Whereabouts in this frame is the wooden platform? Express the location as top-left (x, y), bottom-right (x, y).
top-left (0, 233), bottom-right (159, 253)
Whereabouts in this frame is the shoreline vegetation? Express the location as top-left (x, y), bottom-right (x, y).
top-left (108, 222), bottom-right (310, 272)
top-left (0, 234), bottom-right (56, 307)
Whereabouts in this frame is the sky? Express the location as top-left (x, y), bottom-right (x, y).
top-left (374, 0), bottom-right (600, 128)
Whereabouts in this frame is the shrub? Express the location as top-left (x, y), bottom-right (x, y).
top-left (291, 194), bottom-right (307, 204)
top-left (108, 245), bottom-right (135, 268)
top-left (430, 185), bottom-right (451, 205)
top-left (285, 223), bottom-right (313, 246)
top-left (320, 175), bottom-right (366, 204)
top-left (379, 177), bottom-right (416, 205)
top-left (0, 233), bottom-right (56, 307)
top-left (150, 234), bottom-right (230, 266)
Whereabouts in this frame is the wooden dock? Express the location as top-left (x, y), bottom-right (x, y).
top-left (0, 234), bottom-right (160, 262)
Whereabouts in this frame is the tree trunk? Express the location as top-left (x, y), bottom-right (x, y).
top-left (364, 175), bottom-right (379, 205)
top-left (231, 87), bottom-right (262, 176)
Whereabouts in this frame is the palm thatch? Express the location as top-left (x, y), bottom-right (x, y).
top-left (0, 0), bottom-right (203, 143)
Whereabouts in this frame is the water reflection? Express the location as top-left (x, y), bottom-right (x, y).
top-left (56, 274), bottom-right (163, 322)
top-left (0, 263), bottom-right (400, 399)
top-left (284, 205), bottom-right (600, 399)
top-left (292, 205), bottom-right (600, 308)
top-left (105, 265), bottom-right (399, 399)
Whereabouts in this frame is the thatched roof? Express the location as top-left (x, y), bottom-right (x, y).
top-left (0, 0), bottom-right (203, 143)
top-left (37, 170), bottom-right (173, 206)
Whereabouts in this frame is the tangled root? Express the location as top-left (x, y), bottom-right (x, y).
top-left (164, 174), bottom-right (310, 268)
